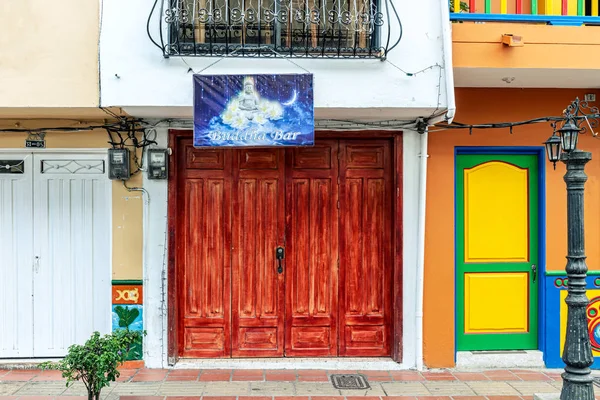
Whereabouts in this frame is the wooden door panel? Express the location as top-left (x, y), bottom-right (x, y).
top-left (285, 142), bottom-right (339, 356)
top-left (232, 149), bottom-right (285, 357)
top-left (339, 140), bottom-right (392, 356)
top-left (178, 141), bottom-right (232, 358)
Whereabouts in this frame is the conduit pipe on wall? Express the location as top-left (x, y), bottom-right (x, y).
top-left (415, 127), bottom-right (428, 372)
top-left (412, 0), bottom-right (457, 371)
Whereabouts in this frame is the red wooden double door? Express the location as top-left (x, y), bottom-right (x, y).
top-left (175, 137), bottom-right (393, 358)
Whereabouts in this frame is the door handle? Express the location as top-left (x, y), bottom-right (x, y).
top-left (276, 247), bottom-right (284, 274)
top-left (531, 264), bottom-right (537, 283)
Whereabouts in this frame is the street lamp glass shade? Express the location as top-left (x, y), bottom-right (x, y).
top-left (558, 121), bottom-right (581, 153)
top-left (544, 134), bottom-right (562, 164)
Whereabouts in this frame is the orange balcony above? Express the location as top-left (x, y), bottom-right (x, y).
top-left (450, 0), bottom-right (600, 88)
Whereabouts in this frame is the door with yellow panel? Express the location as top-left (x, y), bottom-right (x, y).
top-left (456, 154), bottom-right (538, 350)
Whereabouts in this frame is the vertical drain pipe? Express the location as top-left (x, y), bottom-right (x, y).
top-left (415, 123), bottom-right (428, 371)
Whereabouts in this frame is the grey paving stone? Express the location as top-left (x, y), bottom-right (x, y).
top-left (424, 381), bottom-right (476, 396)
top-left (379, 382), bottom-right (430, 396)
top-left (201, 381), bottom-right (250, 396)
top-left (466, 381), bottom-right (521, 396)
top-left (0, 383), bottom-right (25, 396)
top-left (249, 382), bottom-right (295, 395)
top-left (294, 382), bottom-right (341, 396)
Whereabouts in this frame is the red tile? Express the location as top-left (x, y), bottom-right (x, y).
top-left (360, 371), bottom-right (391, 377)
top-left (202, 397), bottom-right (236, 400)
top-left (513, 372), bottom-right (551, 381)
top-left (414, 397), bottom-right (452, 400)
top-left (266, 373), bottom-right (297, 381)
top-left (298, 370), bottom-right (327, 375)
top-left (15, 397), bottom-right (56, 400)
top-left (309, 397), bottom-right (345, 400)
top-left (390, 372), bottom-right (424, 381)
top-left (119, 397), bottom-right (164, 400)
top-left (166, 375), bottom-right (199, 381)
top-left (421, 372), bottom-right (456, 381)
top-left (345, 397), bottom-right (381, 400)
top-left (452, 373), bottom-right (489, 381)
top-left (55, 397), bottom-right (87, 400)
top-left (366, 376), bottom-right (394, 381)
top-left (199, 373), bottom-right (230, 381)
top-left (137, 368), bottom-right (169, 374)
top-left (2, 372), bottom-right (36, 381)
top-left (275, 397), bottom-right (309, 400)
top-left (232, 376), bottom-right (264, 381)
top-left (165, 397), bottom-right (201, 400)
top-left (201, 369), bottom-right (232, 374)
top-left (169, 370), bottom-right (201, 376)
top-left (233, 369), bottom-right (264, 375)
top-left (132, 374), bottom-right (167, 382)
top-left (452, 397), bottom-right (488, 400)
top-left (238, 397), bottom-right (271, 400)
top-left (383, 397), bottom-right (417, 400)
top-left (487, 397), bottom-right (528, 400)
top-left (201, 397), bottom-right (236, 400)
top-left (298, 376), bottom-right (328, 382)
top-left (330, 370), bottom-right (358, 374)
top-left (32, 371), bottom-right (64, 381)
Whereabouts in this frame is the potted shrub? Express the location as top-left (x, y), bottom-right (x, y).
top-left (40, 329), bottom-right (145, 400)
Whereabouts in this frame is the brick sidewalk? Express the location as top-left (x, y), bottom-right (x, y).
top-left (0, 368), bottom-right (598, 400)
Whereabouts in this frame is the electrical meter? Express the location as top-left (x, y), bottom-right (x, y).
top-left (108, 148), bottom-right (130, 180)
top-left (147, 149), bottom-right (169, 180)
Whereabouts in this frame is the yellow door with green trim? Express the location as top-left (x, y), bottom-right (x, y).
top-left (457, 154), bottom-right (538, 351)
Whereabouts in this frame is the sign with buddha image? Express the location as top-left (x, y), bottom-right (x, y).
top-left (193, 74), bottom-right (314, 147)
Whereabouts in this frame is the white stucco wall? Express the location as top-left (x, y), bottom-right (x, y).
top-left (141, 126), bottom-right (423, 368)
top-left (99, 0), bottom-right (453, 120)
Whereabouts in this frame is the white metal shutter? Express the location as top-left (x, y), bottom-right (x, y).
top-left (32, 154), bottom-right (111, 357)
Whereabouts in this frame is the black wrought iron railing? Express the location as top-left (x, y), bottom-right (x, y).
top-left (153, 0), bottom-right (398, 58)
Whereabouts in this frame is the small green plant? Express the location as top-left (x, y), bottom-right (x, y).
top-left (450, 1), bottom-right (470, 12)
top-left (40, 330), bottom-right (145, 400)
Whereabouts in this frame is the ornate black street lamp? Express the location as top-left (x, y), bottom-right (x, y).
top-left (543, 98), bottom-right (598, 400)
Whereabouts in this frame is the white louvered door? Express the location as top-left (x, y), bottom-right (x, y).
top-left (32, 154), bottom-right (111, 357)
top-left (0, 154), bottom-right (34, 357)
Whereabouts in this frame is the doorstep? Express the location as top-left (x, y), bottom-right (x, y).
top-left (456, 350), bottom-right (545, 369)
top-left (173, 358), bottom-right (407, 371)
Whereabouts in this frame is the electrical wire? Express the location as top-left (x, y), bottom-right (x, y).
top-left (148, 0), bottom-right (163, 51)
top-left (386, 0), bottom-right (403, 53)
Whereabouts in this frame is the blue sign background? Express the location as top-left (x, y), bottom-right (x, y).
top-left (193, 74), bottom-right (314, 147)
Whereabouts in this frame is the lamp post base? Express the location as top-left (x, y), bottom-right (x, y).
top-left (561, 367), bottom-right (594, 400)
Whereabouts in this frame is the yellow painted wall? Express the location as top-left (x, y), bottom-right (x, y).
top-left (0, 0), bottom-right (99, 107)
top-left (0, 120), bottom-right (143, 280)
top-left (424, 88), bottom-right (600, 368)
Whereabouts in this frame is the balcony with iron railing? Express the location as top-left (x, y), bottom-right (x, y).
top-left (157, 0), bottom-right (401, 58)
top-left (450, 0), bottom-right (600, 24)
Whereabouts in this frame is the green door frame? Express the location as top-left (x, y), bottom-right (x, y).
top-left (455, 147), bottom-right (546, 352)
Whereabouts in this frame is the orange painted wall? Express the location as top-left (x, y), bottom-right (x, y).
top-left (452, 23), bottom-right (600, 69)
top-left (424, 88), bottom-right (600, 368)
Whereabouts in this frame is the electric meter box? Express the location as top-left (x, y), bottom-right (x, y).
top-left (108, 148), bottom-right (130, 180)
top-left (147, 148), bottom-right (169, 180)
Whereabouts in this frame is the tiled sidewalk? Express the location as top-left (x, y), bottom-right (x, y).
top-left (0, 368), bottom-right (598, 400)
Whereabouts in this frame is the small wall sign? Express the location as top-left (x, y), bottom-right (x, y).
top-left (25, 140), bottom-right (45, 148)
top-left (193, 74), bottom-right (314, 147)
top-left (26, 132), bottom-right (46, 148)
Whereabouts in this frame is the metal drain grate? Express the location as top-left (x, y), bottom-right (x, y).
top-left (330, 374), bottom-right (370, 389)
